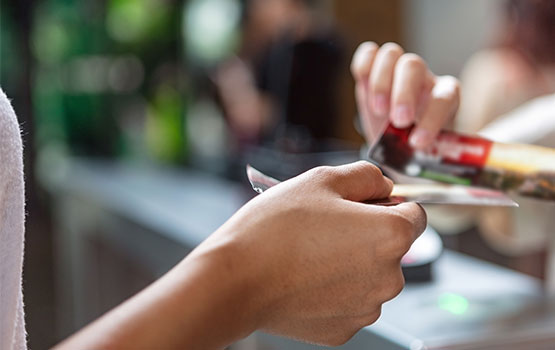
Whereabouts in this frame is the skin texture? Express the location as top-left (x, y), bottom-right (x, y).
top-left (351, 42), bottom-right (460, 149)
top-left (54, 42), bottom-right (460, 349)
top-left (55, 162), bottom-right (426, 349)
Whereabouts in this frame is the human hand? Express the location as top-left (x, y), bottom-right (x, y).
top-left (196, 161), bottom-right (427, 346)
top-left (351, 42), bottom-right (460, 149)
top-left (53, 162), bottom-right (427, 350)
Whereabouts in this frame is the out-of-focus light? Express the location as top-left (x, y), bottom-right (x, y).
top-left (63, 56), bottom-right (111, 93)
top-left (438, 293), bottom-right (469, 315)
top-left (32, 18), bottom-right (69, 64)
top-left (108, 55), bottom-right (144, 93)
top-left (183, 0), bottom-right (240, 64)
top-left (61, 55), bottom-right (144, 94)
top-left (106, 0), bottom-right (150, 43)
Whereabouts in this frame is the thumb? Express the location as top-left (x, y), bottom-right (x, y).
top-left (325, 161), bottom-right (394, 202)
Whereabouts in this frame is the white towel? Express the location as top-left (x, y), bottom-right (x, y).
top-left (0, 88), bottom-right (27, 350)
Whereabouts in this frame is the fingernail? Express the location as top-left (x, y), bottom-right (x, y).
top-left (409, 128), bottom-right (432, 149)
top-left (392, 104), bottom-right (413, 128)
top-left (373, 94), bottom-right (388, 117)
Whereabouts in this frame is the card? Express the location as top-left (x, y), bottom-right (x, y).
top-left (369, 124), bottom-right (555, 201)
top-left (246, 165), bottom-right (280, 194)
top-left (246, 165), bottom-right (518, 207)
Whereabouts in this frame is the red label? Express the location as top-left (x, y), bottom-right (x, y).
top-left (432, 131), bottom-right (493, 167)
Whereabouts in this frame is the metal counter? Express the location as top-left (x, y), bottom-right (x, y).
top-left (44, 158), bottom-right (555, 349)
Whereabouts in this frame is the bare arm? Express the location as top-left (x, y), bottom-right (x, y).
top-left (55, 162), bottom-right (426, 349)
top-left (55, 243), bottom-right (261, 350)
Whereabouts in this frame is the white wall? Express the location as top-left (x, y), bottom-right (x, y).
top-left (402, 0), bottom-right (505, 77)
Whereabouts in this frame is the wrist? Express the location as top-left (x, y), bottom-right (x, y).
top-left (177, 233), bottom-right (268, 347)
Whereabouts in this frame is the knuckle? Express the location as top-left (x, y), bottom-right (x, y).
top-left (372, 307), bottom-right (383, 322)
top-left (307, 165), bottom-right (337, 184)
top-left (375, 272), bottom-right (405, 302)
top-left (352, 161), bottom-right (386, 188)
top-left (310, 165), bottom-right (334, 177)
top-left (398, 53), bottom-right (426, 71)
top-left (323, 328), bottom-right (359, 347)
top-left (356, 161), bottom-right (382, 180)
top-left (380, 42), bottom-right (404, 57)
top-left (411, 204), bottom-right (428, 234)
top-left (382, 214), bottom-right (415, 254)
top-left (351, 41), bottom-right (378, 76)
top-left (370, 77), bottom-right (392, 95)
top-left (389, 232), bottom-right (413, 256)
top-left (390, 212), bottom-right (416, 236)
top-left (390, 273), bottom-right (406, 298)
top-left (356, 41), bottom-right (379, 54)
top-left (360, 159), bottom-right (379, 171)
top-left (358, 307), bottom-right (382, 327)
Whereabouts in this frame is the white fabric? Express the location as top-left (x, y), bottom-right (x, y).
top-left (0, 89), bottom-right (27, 350)
top-left (480, 94), bottom-right (555, 291)
top-left (479, 93), bottom-right (555, 147)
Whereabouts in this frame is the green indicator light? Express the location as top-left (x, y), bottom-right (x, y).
top-left (438, 293), bottom-right (469, 315)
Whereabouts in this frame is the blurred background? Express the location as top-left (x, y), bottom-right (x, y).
top-left (2, 0), bottom-right (555, 348)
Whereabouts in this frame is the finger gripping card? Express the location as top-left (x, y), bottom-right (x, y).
top-left (246, 165), bottom-right (517, 207)
top-left (369, 125), bottom-right (555, 201)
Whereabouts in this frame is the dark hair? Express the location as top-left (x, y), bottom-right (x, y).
top-left (504, 0), bottom-right (555, 64)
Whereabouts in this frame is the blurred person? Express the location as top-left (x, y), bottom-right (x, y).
top-left (215, 0), bottom-right (344, 152)
top-left (28, 42), bottom-right (458, 349)
top-left (457, 0), bottom-right (555, 134)
top-left (426, 0), bottom-right (555, 283)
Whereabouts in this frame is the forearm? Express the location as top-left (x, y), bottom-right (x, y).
top-left (54, 238), bottom-right (261, 350)
top-left (53, 161), bottom-right (427, 348)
